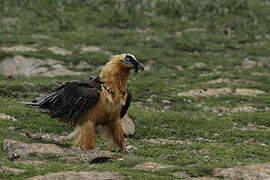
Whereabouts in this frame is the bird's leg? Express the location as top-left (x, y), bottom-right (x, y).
top-left (109, 119), bottom-right (125, 152)
top-left (73, 120), bottom-right (96, 150)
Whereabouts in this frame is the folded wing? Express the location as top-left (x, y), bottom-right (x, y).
top-left (28, 77), bottom-right (101, 126)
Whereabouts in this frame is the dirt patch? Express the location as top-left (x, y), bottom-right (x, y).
top-left (188, 62), bottom-right (208, 69)
top-left (190, 149), bottom-right (211, 155)
top-left (204, 106), bottom-right (258, 113)
top-left (191, 178), bottom-right (219, 180)
top-left (15, 160), bottom-right (45, 165)
top-left (237, 123), bottom-right (270, 131)
top-left (81, 46), bottom-right (101, 52)
top-left (0, 113), bottom-right (17, 121)
top-left (177, 88), bottom-right (266, 97)
top-left (142, 138), bottom-right (192, 145)
top-left (3, 139), bottom-right (113, 163)
top-left (213, 162), bottom-right (270, 180)
top-left (26, 171), bottom-right (125, 180)
top-left (80, 46), bottom-right (112, 55)
top-left (1, 45), bottom-right (37, 52)
top-left (205, 78), bottom-right (255, 84)
top-left (48, 46), bottom-right (72, 55)
top-left (69, 61), bottom-right (93, 70)
top-left (184, 28), bottom-right (207, 33)
top-left (23, 130), bottom-right (67, 142)
top-left (0, 166), bottom-right (25, 174)
top-left (172, 171), bottom-right (190, 178)
top-left (252, 72), bottom-right (270, 76)
top-left (241, 59), bottom-right (264, 69)
top-left (134, 162), bottom-right (175, 171)
top-left (0, 56), bottom-right (82, 77)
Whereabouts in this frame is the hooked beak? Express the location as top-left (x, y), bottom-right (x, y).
top-left (135, 63), bottom-right (144, 73)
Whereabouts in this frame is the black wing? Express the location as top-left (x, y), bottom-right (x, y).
top-left (24, 77), bottom-right (102, 126)
top-left (120, 90), bottom-right (132, 118)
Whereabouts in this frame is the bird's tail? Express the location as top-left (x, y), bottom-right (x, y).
top-left (20, 101), bottom-right (41, 107)
top-left (20, 93), bottom-right (49, 108)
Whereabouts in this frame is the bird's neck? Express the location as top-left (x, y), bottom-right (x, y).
top-left (99, 62), bottom-right (131, 95)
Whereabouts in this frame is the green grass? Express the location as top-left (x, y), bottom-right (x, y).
top-left (1, 0), bottom-right (270, 179)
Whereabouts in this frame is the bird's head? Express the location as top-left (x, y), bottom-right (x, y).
top-left (110, 53), bottom-right (144, 73)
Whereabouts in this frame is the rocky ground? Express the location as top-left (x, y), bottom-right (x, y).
top-left (1, 0), bottom-right (270, 179)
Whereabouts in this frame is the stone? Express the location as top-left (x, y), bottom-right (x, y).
top-left (134, 162), bottom-right (175, 171)
top-left (26, 171), bottom-right (125, 180)
top-left (0, 113), bottom-right (17, 121)
top-left (241, 59), bottom-right (264, 69)
top-left (1, 45), bottom-right (37, 52)
top-left (121, 115), bottom-right (135, 136)
top-left (172, 171), bottom-right (190, 178)
top-left (3, 139), bottom-right (113, 163)
top-left (23, 131), bottom-right (66, 142)
top-left (205, 78), bottom-right (255, 85)
top-left (191, 178), bottom-right (219, 180)
top-left (188, 62), bottom-right (208, 69)
top-left (48, 46), bottom-right (72, 55)
top-left (0, 56), bottom-right (82, 77)
top-left (80, 46), bottom-right (112, 55)
top-left (213, 163), bottom-right (270, 180)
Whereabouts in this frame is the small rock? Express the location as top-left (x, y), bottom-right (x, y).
top-left (134, 162), bottom-right (175, 171)
top-left (121, 115), bottom-right (136, 136)
top-left (144, 64), bottom-right (152, 71)
top-left (80, 46), bottom-right (112, 55)
top-left (234, 88), bottom-right (266, 96)
top-left (48, 46), bottom-right (72, 55)
top-left (204, 106), bottom-right (258, 113)
top-left (241, 59), bottom-right (264, 69)
top-left (32, 34), bottom-right (50, 39)
top-left (16, 160), bottom-right (45, 165)
top-left (161, 100), bottom-right (170, 104)
top-left (26, 171), bottom-right (125, 180)
top-left (172, 171), bottom-right (190, 178)
top-left (125, 145), bottom-right (137, 152)
top-left (175, 32), bottom-right (183, 37)
top-left (205, 78), bottom-right (255, 85)
top-left (241, 123), bottom-right (270, 131)
top-left (0, 113), bottom-right (17, 121)
top-left (81, 46), bottom-right (101, 52)
top-left (191, 178), bottom-right (219, 180)
top-left (188, 62), bottom-right (207, 69)
top-left (184, 28), bottom-right (206, 33)
top-left (7, 127), bottom-right (16, 131)
top-left (0, 166), bottom-right (25, 174)
top-left (190, 149), bottom-right (211, 154)
top-left (23, 131), bottom-right (66, 142)
top-left (176, 65), bottom-right (184, 71)
top-left (0, 17), bottom-right (17, 23)
top-left (213, 163), bottom-right (270, 180)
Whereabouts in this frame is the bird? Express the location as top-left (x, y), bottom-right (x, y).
top-left (22, 53), bottom-right (144, 151)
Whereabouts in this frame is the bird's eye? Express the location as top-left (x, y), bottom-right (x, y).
top-left (125, 56), bottom-right (131, 62)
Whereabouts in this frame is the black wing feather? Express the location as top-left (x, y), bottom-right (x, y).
top-left (120, 90), bottom-right (132, 118)
top-left (24, 77), bottom-right (102, 126)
